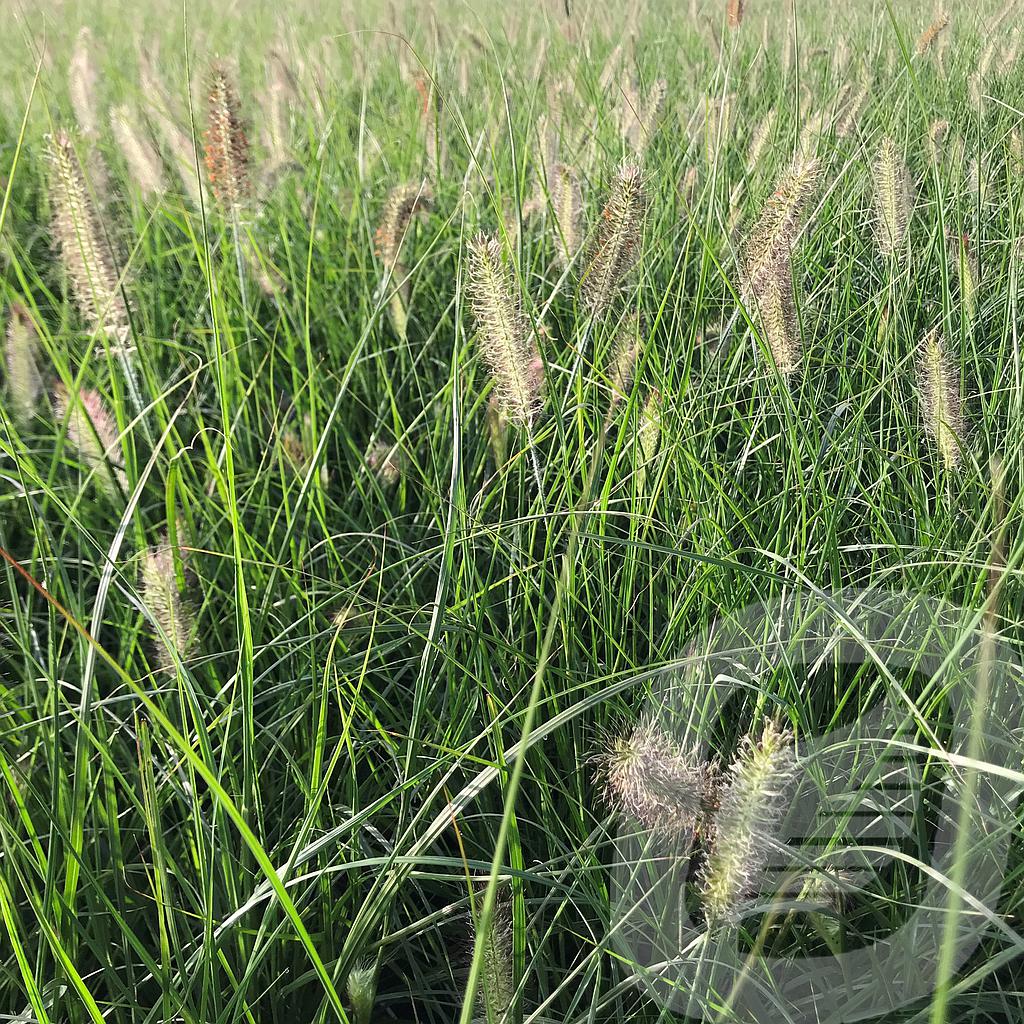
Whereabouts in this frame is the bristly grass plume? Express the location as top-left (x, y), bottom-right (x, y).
top-left (52, 384), bottom-right (127, 499)
top-left (700, 721), bottom-right (797, 925)
top-left (740, 157), bottom-right (820, 296)
top-left (141, 535), bottom-right (196, 672)
top-left (4, 303), bottom-right (42, 427)
top-left (582, 162), bottom-right (647, 318)
top-left (918, 327), bottom-right (965, 470)
top-left (47, 129), bottom-right (128, 339)
top-left (204, 60), bottom-right (251, 210)
top-left (467, 234), bottom-right (542, 424)
top-left (110, 104), bottom-right (166, 201)
top-left (551, 163), bottom-right (583, 270)
top-left (598, 716), bottom-right (716, 838)
top-left (470, 883), bottom-right (514, 1024)
top-left (872, 135), bottom-right (913, 260)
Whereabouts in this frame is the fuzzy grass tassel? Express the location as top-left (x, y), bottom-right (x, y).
top-left (754, 259), bottom-right (801, 377)
top-left (48, 129), bottom-right (128, 339)
top-left (582, 162), bottom-right (647, 319)
top-left (916, 11), bottom-right (949, 56)
top-left (141, 534), bottom-right (195, 672)
top-left (918, 327), bottom-right (964, 470)
top-left (110, 105), bottom-right (165, 201)
top-left (740, 157), bottom-right (819, 297)
top-left (204, 61), bottom-right (251, 210)
top-left (68, 27), bottom-right (99, 137)
top-left (470, 884), bottom-right (514, 1024)
top-left (700, 720), bottom-right (797, 925)
top-left (873, 135), bottom-right (913, 260)
top-left (552, 163), bottom-right (582, 270)
top-left (376, 181), bottom-right (432, 339)
top-left (4, 303), bottom-right (42, 427)
top-left (606, 312), bottom-right (642, 405)
top-left (467, 234), bottom-right (542, 424)
top-left (346, 963), bottom-right (377, 1024)
top-left (53, 384), bottom-right (127, 498)
top-left (140, 58), bottom-right (203, 206)
top-left (599, 717), bottom-right (716, 839)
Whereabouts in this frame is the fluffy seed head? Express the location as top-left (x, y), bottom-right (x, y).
top-left (700, 721), bottom-right (797, 925)
top-left (916, 11), bottom-right (949, 55)
top-left (48, 129), bottom-right (128, 337)
top-left (727, 0), bottom-right (745, 29)
top-left (926, 119), bottom-right (949, 164)
top-left (375, 182), bottom-right (433, 270)
top-left (740, 157), bottom-right (820, 297)
top-left (4, 303), bottom-right (42, 427)
top-left (367, 439), bottom-right (405, 484)
top-left (754, 259), bottom-right (801, 377)
top-left (582, 162), bottom-right (647, 318)
top-left (872, 136), bottom-right (913, 259)
top-left (598, 717), bottom-right (716, 838)
top-left (346, 963), bottom-right (377, 1024)
top-left (467, 234), bottom-right (542, 424)
top-left (110, 105), bottom-right (165, 200)
top-left (204, 61), bottom-right (251, 209)
top-left (836, 82), bottom-right (869, 139)
top-left (68, 27), bottom-right (99, 136)
top-left (141, 536), bottom-right (195, 672)
top-left (956, 233), bottom-right (979, 326)
top-left (607, 312), bottom-right (642, 405)
top-left (470, 884), bottom-right (514, 1024)
top-left (551, 163), bottom-right (583, 269)
top-left (140, 57), bottom-right (202, 206)
top-left (745, 109), bottom-right (777, 172)
top-left (917, 327), bottom-right (964, 470)
top-left (53, 384), bottom-right (127, 498)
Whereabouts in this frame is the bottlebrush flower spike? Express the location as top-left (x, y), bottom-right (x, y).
top-left (68, 27), bottom-right (100, 137)
top-left (740, 157), bottom-right (819, 297)
top-left (48, 129), bottom-right (129, 339)
top-left (140, 55), bottom-right (203, 206)
top-left (917, 327), bottom-right (964, 470)
top-left (467, 234), bottom-right (542, 424)
top-left (110, 104), bottom-right (165, 200)
top-left (551, 163), bottom-right (582, 270)
top-left (700, 720), bottom-right (797, 924)
top-left (753, 258), bottom-right (801, 377)
top-left (727, 0), bottom-right (745, 29)
top-left (4, 303), bottom-right (43, 426)
top-left (873, 135), bottom-right (913, 260)
top-left (375, 182), bottom-right (433, 271)
top-left (582, 162), bottom-right (647, 319)
top-left (926, 119), bottom-right (949, 164)
top-left (53, 384), bottom-right (127, 498)
top-left (916, 11), bottom-right (949, 55)
top-left (141, 534), bottom-right (196, 672)
top-left (346, 963), bottom-right (377, 1024)
top-left (470, 883), bottom-right (514, 1024)
top-left (598, 716), bottom-right (717, 838)
top-left (204, 60), bottom-right (251, 210)
top-left (607, 311), bottom-right (642, 405)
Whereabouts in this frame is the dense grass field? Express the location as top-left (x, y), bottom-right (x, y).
top-left (2, 0), bottom-right (1024, 1021)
